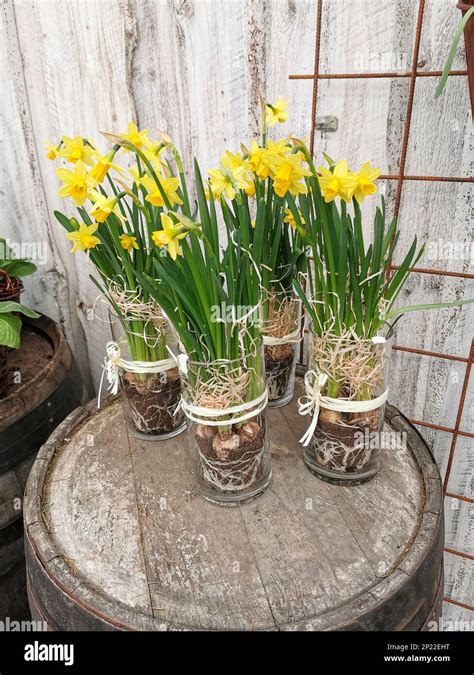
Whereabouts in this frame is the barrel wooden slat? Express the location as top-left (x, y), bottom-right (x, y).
top-left (24, 379), bottom-right (444, 631)
top-left (0, 314), bottom-right (84, 621)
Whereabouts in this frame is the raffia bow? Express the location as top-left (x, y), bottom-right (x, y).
top-left (297, 371), bottom-right (329, 446)
top-left (298, 369), bottom-right (389, 447)
top-left (97, 340), bottom-right (177, 408)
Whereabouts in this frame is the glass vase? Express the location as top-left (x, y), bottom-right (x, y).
top-left (179, 345), bottom-right (271, 505)
top-left (112, 326), bottom-right (186, 441)
top-left (303, 324), bottom-right (391, 485)
top-left (262, 289), bottom-right (301, 408)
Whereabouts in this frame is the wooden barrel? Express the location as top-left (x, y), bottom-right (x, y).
top-left (24, 379), bottom-right (444, 631)
top-left (0, 314), bottom-right (84, 620)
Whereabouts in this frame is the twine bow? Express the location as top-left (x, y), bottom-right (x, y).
top-left (297, 371), bottom-right (329, 447)
top-left (297, 369), bottom-right (389, 447)
top-left (97, 340), bottom-right (177, 408)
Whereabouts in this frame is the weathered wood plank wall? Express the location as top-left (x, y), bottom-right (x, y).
top-left (1, 0), bottom-right (472, 623)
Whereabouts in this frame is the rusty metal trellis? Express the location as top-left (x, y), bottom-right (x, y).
top-left (290, 0), bottom-right (473, 613)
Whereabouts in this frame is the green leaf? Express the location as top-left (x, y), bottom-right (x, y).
top-left (386, 298), bottom-right (474, 320)
top-left (0, 313), bottom-right (21, 348)
top-left (54, 210), bottom-right (75, 232)
top-left (435, 6), bottom-right (474, 98)
top-left (0, 301), bottom-right (39, 318)
top-left (1, 260), bottom-right (37, 277)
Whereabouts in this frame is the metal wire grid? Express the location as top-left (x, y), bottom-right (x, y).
top-left (290, 0), bottom-right (473, 613)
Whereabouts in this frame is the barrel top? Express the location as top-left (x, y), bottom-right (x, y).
top-left (24, 380), bottom-right (443, 631)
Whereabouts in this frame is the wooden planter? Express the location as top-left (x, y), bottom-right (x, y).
top-left (0, 314), bottom-right (85, 621)
top-left (0, 346), bottom-right (8, 398)
top-left (457, 0), bottom-right (474, 119)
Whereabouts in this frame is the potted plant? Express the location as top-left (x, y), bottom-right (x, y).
top-left (131, 144), bottom-right (271, 505)
top-left (48, 128), bottom-right (187, 440)
top-left (207, 97), bottom-right (309, 407)
top-left (0, 238), bottom-right (37, 303)
top-left (0, 301), bottom-right (40, 397)
top-left (291, 146), bottom-right (474, 485)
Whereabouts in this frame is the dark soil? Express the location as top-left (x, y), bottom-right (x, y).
top-left (195, 412), bottom-right (267, 491)
top-left (1, 325), bottom-right (54, 398)
top-left (122, 367), bottom-right (184, 435)
top-left (313, 408), bottom-right (383, 473)
top-left (265, 345), bottom-right (294, 401)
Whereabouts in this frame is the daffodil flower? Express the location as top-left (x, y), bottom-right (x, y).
top-left (283, 207), bottom-right (305, 230)
top-left (272, 152), bottom-right (311, 198)
top-left (353, 162), bottom-right (381, 204)
top-left (245, 181), bottom-right (256, 198)
top-left (66, 223), bottom-right (101, 253)
top-left (223, 150), bottom-right (251, 172)
top-left (247, 140), bottom-right (278, 180)
top-left (119, 122), bottom-right (150, 150)
top-left (151, 213), bottom-right (188, 260)
top-left (317, 160), bottom-right (358, 203)
top-left (119, 234), bottom-right (139, 253)
top-left (88, 191), bottom-right (121, 223)
top-left (60, 136), bottom-right (95, 165)
top-left (56, 162), bottom-right (96, 206)
top-left (265, 97), bottom-right (289, 126)
top-left (143, 137), bottom-right (167, 171)
top-left (208, 159), bottom-right (250, 201)
top-left (45, 142), bottom-right (60, 160)
top-left (89, 150), bottom-right (123, 184)
top-left (266, 138), bottom-right (292, 159)
top-left (142, 175), bottom-right (183, 208)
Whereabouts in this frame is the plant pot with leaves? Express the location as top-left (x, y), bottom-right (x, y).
top-left (0, 237), bottom-right (37, 303)
top-left (48, 127), bottom-right (189, 440)
top-left (207, 97), bottom-right (308, 407)
top-left (134, 146), bottom-right (272, 505)
top-left (0, 301), bottom-right (40, 397)
top-left (292, 148), bottom-right (474, 485)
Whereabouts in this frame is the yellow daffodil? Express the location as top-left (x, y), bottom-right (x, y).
top-left (142, 175), bottom-right (183, 208)
top-left (272, 152), bottom-right (311, 198)
top-left (266, 97), bottom-right (289, 126)
top-left (204, 185), bottom-right (219, 201)
top-left (208, 159), bottom-right (250, 201)
top-left (317, 160), bottom-right (358, 203)
top-left (143, 137), bottom-right (167, 171)
top-left (151, 213), bottom-right (188, 260)
top-left (247, 140), bottom-right (279, 180)
top-left (88, 191), bottom-right (120, 223)
top-left (283, 207), bottom-right (305, 230)
top-left (353, 161), bottom-right (381, 204)
top-left (66, 223), bottom-right (101, 253)
top-left (129, 165), bottom-right (144, 186)
top-left (119, 122), bottom-right (149, 150)
top-left (60, 136), bottom-right (95, 165)
top-left (119, 234), bottom-right (139, 253)
top-left (46, 142), bottom-right (60, 160)
top-left (56, 162), bottom-right (96, 206)
top-left (245, 180), bottom-right (256, 198)
top-left (267, 138), bottom-right (291, 160)
top-left (89, 150), bottom-right (122, 184)
top-left (223, 150), bottom-right (251, 172)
